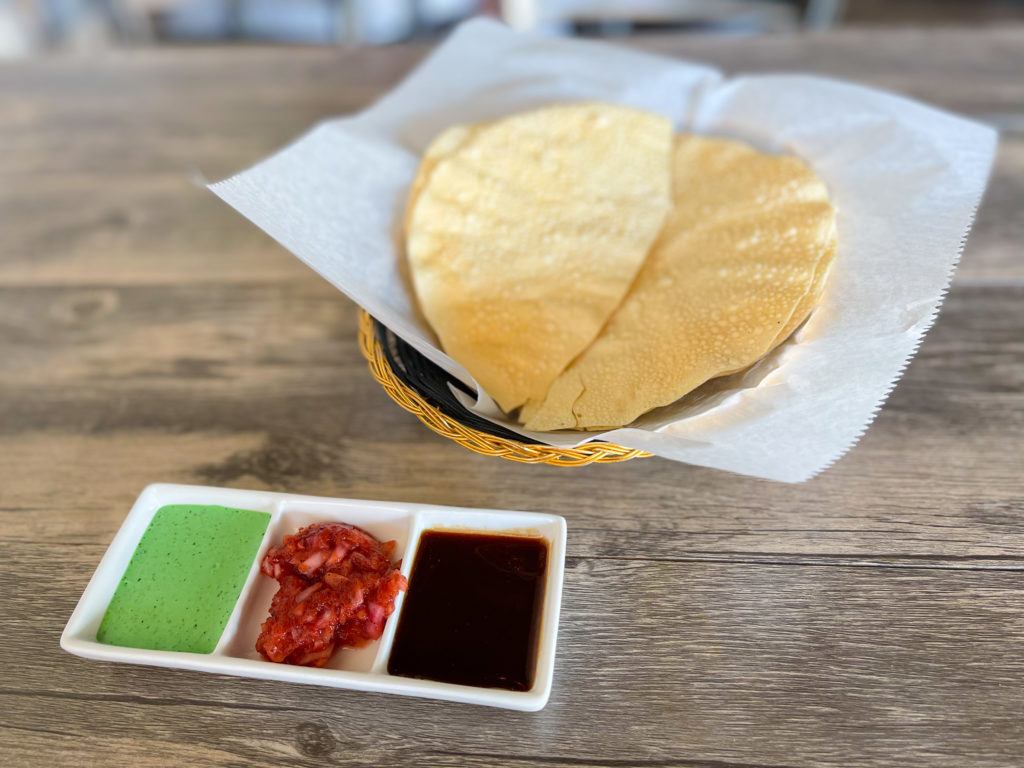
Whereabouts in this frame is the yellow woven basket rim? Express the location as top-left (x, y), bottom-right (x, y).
top-left (358, 310), bottom-right (650, 466)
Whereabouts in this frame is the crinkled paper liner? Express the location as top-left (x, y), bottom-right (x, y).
top-left (211, 19), bottom-right (997, 482)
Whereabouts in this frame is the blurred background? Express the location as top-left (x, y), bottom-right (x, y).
top-left (3, 0), bottom-right (1024, 55)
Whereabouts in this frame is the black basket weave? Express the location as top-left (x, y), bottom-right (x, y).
top-left (358, 311), bottom-right (650, 465)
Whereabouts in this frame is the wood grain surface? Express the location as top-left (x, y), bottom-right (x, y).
top-left (2, 25), bottom-right (1023, 768)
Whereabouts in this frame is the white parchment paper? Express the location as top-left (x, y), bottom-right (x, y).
top-left (211, 19), bottom-right (997, 482)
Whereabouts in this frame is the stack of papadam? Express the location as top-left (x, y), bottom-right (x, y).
top-left (406, 105), bottom-right (837, 431)
top-left (521, 134), bottom-right (837, 430)
top-left (405, 102), bottom-right (674, 413)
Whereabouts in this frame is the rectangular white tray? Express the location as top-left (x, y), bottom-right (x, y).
top-left (61, 483), bottom-right (566, 711)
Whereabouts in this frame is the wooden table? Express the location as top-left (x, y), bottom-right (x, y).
top-left (2, 26), bottom-right (1023, 768)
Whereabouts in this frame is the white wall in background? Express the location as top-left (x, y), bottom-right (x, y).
top-left (164, 0), bottom-right (479, 44)
top-left (0, 2), bottom-right (34, 57)
top-left (240, 0), bottom-right (337, 42)
top-left (356, 0), bottom-right (415, 44)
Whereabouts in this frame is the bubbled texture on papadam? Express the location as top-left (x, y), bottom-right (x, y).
top-left (405, 103), bottom-right (673, 413)
top-left (521, 134), bottom-right (837, 431)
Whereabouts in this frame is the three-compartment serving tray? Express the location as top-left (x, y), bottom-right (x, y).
top-left (61, 484), bottom-right (567, 711)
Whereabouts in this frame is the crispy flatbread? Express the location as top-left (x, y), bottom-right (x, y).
top-left (405, 103), bottom-right (673, 412)
top-left (521, 134), bottom-right (836, 430)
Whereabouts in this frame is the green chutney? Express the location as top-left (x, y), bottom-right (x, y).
top-left (97, 504), bottom-right (270, 653)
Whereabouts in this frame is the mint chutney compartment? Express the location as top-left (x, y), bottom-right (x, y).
top-left (217, 499), bottom-right (415, 673)
top-left (96, 503), bottom-right (271, 654)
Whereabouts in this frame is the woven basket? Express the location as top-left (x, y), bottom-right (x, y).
top-left (358, 310), bottom-right (649, 466)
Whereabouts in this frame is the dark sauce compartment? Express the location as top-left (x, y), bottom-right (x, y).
top-left (388, 530), bottom-right (548, 692)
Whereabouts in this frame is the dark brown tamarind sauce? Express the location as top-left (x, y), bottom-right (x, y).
top-left (387, 530), bottom-right (548, 691)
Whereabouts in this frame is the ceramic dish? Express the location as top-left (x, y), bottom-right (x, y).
top-left (61, 484), bottom-right (566, 711)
